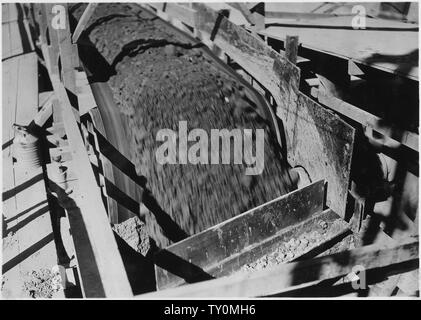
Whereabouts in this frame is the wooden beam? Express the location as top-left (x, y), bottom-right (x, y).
top-left (15, 53), bottom-right (38, 126)
top-left (72, 3), bottom-right (98, 44)
top-left (265, 11), bottom-right (346, 20)
top-left (139, 240), bottom-right (418, 298)
top-left (228, 3), bottom-right (256, 25)
top-left (285, 35), bottom-right (299, 65)
top-left (164, 3), bottom-right (197, 27)
top-left (190, 2), bottom-right (300, 113)
top-left (32, 94), bottom-right (54, 127)
top-left (311, 87), bottom-right (418, 152)
top-left (87, 108), bottom-right (119, 224)
top-left (43, 4), bottom-right (60, 76)
top-left (48, 72), bottom-right (132, 297)
top-left (56, 3), bottom-right (77, 96)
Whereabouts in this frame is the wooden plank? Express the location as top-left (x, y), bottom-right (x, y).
top-left (39, 91), bottom-right (54, 107)
top-left (57, 4), bottom-right (77, 95)
top-left (192, 2), bottom-right (300, 114)
top-left (2, 22), bottom-right (11, 59)
top-left (72, 3), bottom-right (98, 44)
top-left (37, 3), bottom-right (48, 46)
top-left (87, 109), bottom-right (141, 222)
top-left (2, 154), bottom-right (17, 229)
top-left (76, 71), bottom-right (97, 115)
top-left (49, 72), bottom-right (132, 297)
top-left (260, 25), bottom-right (418, 81)
top-left (264, 15), bottom-right (419, 30)
top-left (195, 3), bottom-right (250, 26)
top-left (23, 15), bottom-right (35, 52)
top-left (2, 51), bottom-right (62, 298)
top-left (157, 208), bottom-right (350, 290)
top-left (312, 88), bottom-right (419, 152)
top-left (88, 108), bottom-right (118, 224)
top-left (142, 240), bottom-right (418, 297)
top-left (265, 11), bottom-right (344, 20)
top-left (88, 81), bottom-right (142, 223)
top-left (2, 57), bottom-right (19, 239)
top-left (9, 20), bottom-right (23, 56)
top-left (285, 35), bottom-right (299, 64)
top-left (164, 3), bottom-right (197, 27)
top-left (9, 51), bottom-right (39, 217)
top-left (2, 58), bottom-right (18, 148)
top-left (15, 53), bottom-right (38, 126)
top-left (44, 4), bottom-right (60, 76)
top-left (155, 180), bottom-right (325, 290)
top-left (2, 3), bottom-right (10, 22)
top-left (228, 3), bottom-right (256, 25)
top-left (148, 2), bottom-right (197, 27)
top-left (1, 162), bottom-right (21, 299)
top-left (11, 167), bottom-right (54, 272)
top-left (7, 3), bottom-right (18, 22)
top-left (33, 96), bottom-right (54, 127)
top-left (277, 93), bottom-right (355, 218)
top-left (89, 108), bottom-right (141, 205)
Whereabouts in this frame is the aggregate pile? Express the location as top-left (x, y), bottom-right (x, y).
top-left (240, 219), bottom-right (347, 273)
top-left (72, 3), bottom-right (294, 249)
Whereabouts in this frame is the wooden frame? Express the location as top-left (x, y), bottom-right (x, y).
top-left (36, 3), bottom-right (132, 298)
top-left (155, 180), bottom-right (327, 289)
top-left (72, 3), bottom-right (98, 44)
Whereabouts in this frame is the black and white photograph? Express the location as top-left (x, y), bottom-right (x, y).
top-left (1, 1), bottom-right (419, 300)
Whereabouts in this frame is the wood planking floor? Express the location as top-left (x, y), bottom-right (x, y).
top-left (2, 52), bottom-right (63, 298)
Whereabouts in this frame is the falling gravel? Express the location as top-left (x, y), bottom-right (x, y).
top-left (72, 3), bottom-right (294, 248)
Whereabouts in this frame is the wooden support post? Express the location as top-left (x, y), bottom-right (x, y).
top-left (285, 35), bottom-right (299, 65)
top-left (57, 4), bottom-right (77, 96)
top-left (21, 4), bottom-right (35, 52)
top-left (72, 3), bottom-right (98, 43)
top-left (49, 73), bottom-right (132, 298)
top-left (139, 240), bottom-right (418, 298)
top-left (41, 4), bottom-right (59, 76)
